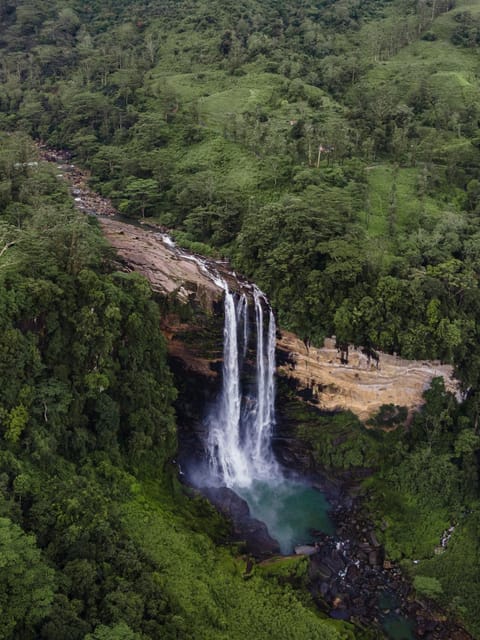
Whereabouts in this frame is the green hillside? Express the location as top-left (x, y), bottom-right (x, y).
top-left (1, 0), bottom-right (480, 638)
top-left (2, 0), bottom-right (477, 365)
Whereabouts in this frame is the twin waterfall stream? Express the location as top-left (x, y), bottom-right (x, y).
top-left (206, 289), bottom-right (278, 488)
top-left (200, 279), bottom-right (332, 554)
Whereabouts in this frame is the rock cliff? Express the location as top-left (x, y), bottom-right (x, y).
top-left (101, 217), bottom-right (459, 421)
top-left (276, 332), bottom-right (459, 421)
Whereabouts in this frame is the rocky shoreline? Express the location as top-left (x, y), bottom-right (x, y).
top-left (200, 471), bottom-right (472, 640)
top-left (309, 485), bottom-right (471, 640)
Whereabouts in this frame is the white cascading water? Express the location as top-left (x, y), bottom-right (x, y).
top-left (207, 285), bottom-right (279, 488)
top-left (236, 293), bottom-right (249, 361)
top-left (249, 288), bottom-right (278, 475)
top-left (157, 236), bottom-right (332, 553)
top-left (162, 239), bottom-right (280, 488)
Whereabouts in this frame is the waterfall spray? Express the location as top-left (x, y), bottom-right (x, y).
top-left (206, 286), bottom-right (279, 488)
top-left (168, 250), bottom-right (333, 553)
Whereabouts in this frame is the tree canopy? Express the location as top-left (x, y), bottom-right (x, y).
top-left (1, 0), bottom-right (480, 637)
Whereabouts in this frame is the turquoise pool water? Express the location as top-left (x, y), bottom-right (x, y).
top-left (236, 478), bottom-right (334, 553)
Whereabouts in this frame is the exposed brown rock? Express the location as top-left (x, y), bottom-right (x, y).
top-left (277, 332), bottom-right (458, 421)
top-left (100, 218), bottom-right (223, 310)
top-left (99, 219), bottom-right (227, 381)
top-left (167, 334), bottom-right (220, 380)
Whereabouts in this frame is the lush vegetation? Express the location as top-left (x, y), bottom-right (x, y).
top-left (1, 0), bottom-right (480, 638)
top-left (0, 132), bottom-right (356, 639)
top-left (3, 0), bottom-right (480, 374)
top-left (281, 376), bottom-right (480, 636)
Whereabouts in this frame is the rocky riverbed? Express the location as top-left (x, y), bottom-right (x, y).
top-left (200, 469), bottom-right (472, 640)
top-left (37, 145), bottom-right (118, 217)
top-left (308, 486), bottom-right (471, 640)
top-left (179, 460), bottom-right (472, 639)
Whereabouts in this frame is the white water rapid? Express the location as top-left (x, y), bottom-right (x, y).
top-left (206, 286), bottom-right (279, 488)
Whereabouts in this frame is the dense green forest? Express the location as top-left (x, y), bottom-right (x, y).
top-left (3, 0), bottom-right (480, 373)
top-left (1, 0), bottom-right (480, 638)
top-left (0, 133), bottom-right (357, 639)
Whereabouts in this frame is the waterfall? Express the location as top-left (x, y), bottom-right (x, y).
top-left (236, 293), bottom-right (249, 361)
top-left (206, 286), bottom-right (279, 488)
top-left (250, 289), bottom-right (277, 474)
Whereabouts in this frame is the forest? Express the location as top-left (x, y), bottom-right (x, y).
top-left (0, 0), bottom-right (479, 638)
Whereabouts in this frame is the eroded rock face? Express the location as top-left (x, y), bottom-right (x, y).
top-left (100, 218), bottom-right (224, 310)
top-left (277, 333), bottom-right (459, 421)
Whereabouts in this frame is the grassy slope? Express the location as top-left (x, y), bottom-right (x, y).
top-left (357, 0), bottom-right (480, 243)
top-left (143, 0), bottom-right (479, 259)
top-left (414, 511), bottom-right (480, 626)
top-left (121, 477), bottom-right (355, 640)
top-left (144, 12), bottom-right (350, 219)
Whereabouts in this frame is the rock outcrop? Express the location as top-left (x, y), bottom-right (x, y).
top-left (277, 332), bottom-right (459, 421)
top-left (100, 218), bottom-right (223, 311)
top-left (201, 486), bottom-right (280, 557)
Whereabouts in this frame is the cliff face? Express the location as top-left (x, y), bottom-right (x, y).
top-left (101, 217), bottom-right (459, 422)
top-left (100, 217), bottom-right (226, 382)
top-left (277, 332), bottom-right (459, 421)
